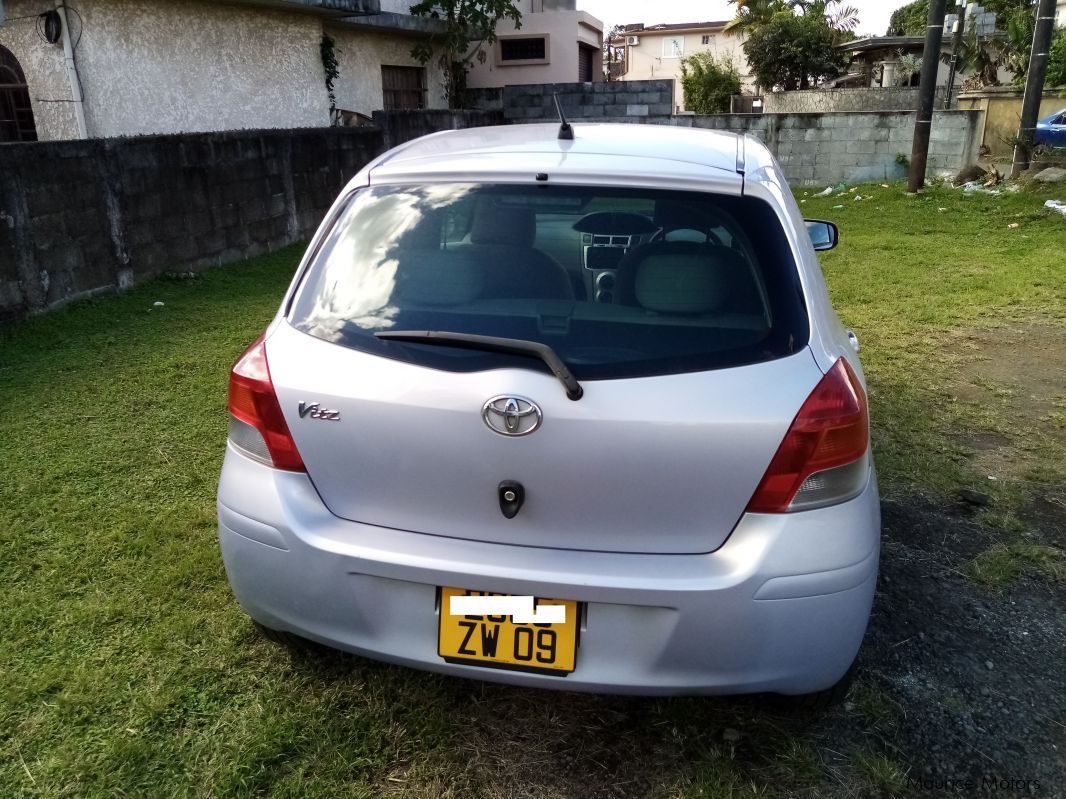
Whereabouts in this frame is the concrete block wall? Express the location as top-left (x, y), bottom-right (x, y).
top-left (762, 87), bottom-right (949, 114)
top-left (467, 88), bottom-right (504, 112)
top-left (0, 128), bottom-right (383, 321)
top-left (668, 110), bottom-right (982, 186)
top-left (498, 80), bottom-right (674, 122)
top-left (372, 109), bottom-right (506, 149)
top-left (0, 106), bottom-right (983, 321)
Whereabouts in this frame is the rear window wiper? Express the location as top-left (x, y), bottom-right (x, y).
top-left (374, 331), bottom-right (584, 401)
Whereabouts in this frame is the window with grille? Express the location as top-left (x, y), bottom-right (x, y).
top-left (499, 36), bottom-right (548, 62)
top-left (381, 65), bottom-right (427, 111)
top-left (701, 35), bottom-right (711, 45)
top-left (0, 46), bottom-right (37, 143)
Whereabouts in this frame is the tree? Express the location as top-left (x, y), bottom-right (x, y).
top-left (727, 0), bottom-right (858, 37)
top-left (942, 22), bottom-right (1003, 88)
top-left (742, 11), bottom-right (848, 90)
top-left (887, 0), bottom-right (1033, 36)
top-left (320, 33), bottom-right (340, 122)
top-left (724, 0), bottom-right (790, 36)
top-left (409, 0), bottom-right (523, 109)
top-left (680, 53), bottom-right (742, 113)
top-left (1047, 27), bottom-right (1066, 88)
top-left (887, 1), bottom-right (927, 36)
top-left (603, 24), bottom-right (625, 81)
top-left (990, 8), bottom-right (1036, 85)
top-left (977, 0), bottom-right (1032, 19)
top-left (793, 0), bottom-right (859, 37)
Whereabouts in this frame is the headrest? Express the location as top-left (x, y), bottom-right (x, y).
top-left (471, 204), bottom-right (536, 248)
top-left (632, 244), bottom-right (752, 315)
top-left (393, 250), bottom-right (483, 307)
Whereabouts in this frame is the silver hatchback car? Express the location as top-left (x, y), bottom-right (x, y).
top-left (218, 123), bottom-right (879, 705)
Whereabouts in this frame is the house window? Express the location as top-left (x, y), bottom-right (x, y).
top-left (381, 65), bottom-right (427, 111)
top-left (701, 35), bottom-right (711, 45)
top-left (499, 36), bottom-right (549, 63)
top-left (662, 36), bottom-right (684, 59)
top-left (0, 46), bottom-right (37, 143)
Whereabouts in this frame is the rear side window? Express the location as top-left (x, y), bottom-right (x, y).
top-left (289, 184), bottom-right (808, 380)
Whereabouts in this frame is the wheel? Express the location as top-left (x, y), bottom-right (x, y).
top-left (773, 661), bottom-right (858, 713)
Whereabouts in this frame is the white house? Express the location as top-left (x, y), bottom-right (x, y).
top-left (610, 21), bottom-right (755, 112)
top-left (0, 0), bottom-right (450, 142)
top-left (464, 0), bottom-right (605, 88)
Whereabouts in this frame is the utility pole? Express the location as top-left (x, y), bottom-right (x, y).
top-left (1011, 0), bottom-right (1057, 177)
top-left (944, 2), bottom-right (968, 109)
top-left (908, 0), bottom-right (947, 193)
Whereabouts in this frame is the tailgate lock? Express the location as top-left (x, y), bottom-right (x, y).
top-left (498, 481), bottom-right (525, 519)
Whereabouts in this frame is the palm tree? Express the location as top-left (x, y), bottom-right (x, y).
top-left (793, 0), bottom-right (861, 34)
top-left (988, 8), bottom-right (1034, 84)
top-left (724, 0), bottom-right (790, 36)
top-left (726, 0), bottom-right (860, 38)
top-left (941, 24), bottom-right (1002, 88)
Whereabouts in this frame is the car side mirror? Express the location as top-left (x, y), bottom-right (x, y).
top-left (806, 220), bottom-right (839, 251)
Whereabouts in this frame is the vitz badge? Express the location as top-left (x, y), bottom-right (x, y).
top-left (298, 401), bottom-right (341, 421)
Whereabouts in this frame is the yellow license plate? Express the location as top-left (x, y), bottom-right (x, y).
top-left (438, 587), bottom-right (579, 674)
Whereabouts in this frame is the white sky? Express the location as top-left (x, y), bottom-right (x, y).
top-left (576, 1), bottom-right (914, 39)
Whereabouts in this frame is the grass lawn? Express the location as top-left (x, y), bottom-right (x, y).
top-left (1, 180), bottom-right (1063, 798)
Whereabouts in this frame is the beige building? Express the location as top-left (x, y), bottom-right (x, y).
top-left (611, 21), bottom-right (754, 112)
top-left (465, 0), bottom-right (604, 88)
top-left (0, 0), bottom-right (447, 142)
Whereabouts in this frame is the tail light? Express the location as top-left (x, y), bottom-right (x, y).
top-left (227, 334), bottom-right (305, 472)
top-left (747, 358), bottom-right (869, 513)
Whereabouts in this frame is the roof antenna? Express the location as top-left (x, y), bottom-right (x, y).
top-left (553, 94), bottom-right (574, 141)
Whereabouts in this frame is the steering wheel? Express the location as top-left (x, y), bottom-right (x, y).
top-left (650, 227), bottom-right (725, 246)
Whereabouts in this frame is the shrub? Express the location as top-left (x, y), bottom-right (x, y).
top-left (680, 53), bottom-right (742, 114)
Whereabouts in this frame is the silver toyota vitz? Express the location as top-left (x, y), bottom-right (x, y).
top-left (218, 122), bottom-right (879, 706)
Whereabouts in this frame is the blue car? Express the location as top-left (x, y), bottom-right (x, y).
top-left (1036, 108), bottom-right (1066, 149)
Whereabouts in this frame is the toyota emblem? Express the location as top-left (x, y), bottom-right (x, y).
top-left (482, 396), bottom-right (542, 437)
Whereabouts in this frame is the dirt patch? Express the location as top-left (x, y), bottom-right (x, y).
top-left (950, 317), bottom-right (1064, 382)
top-left (948, 321), bottom-right (1066, 438)
top-left (945, 322), bottom-right (1066, 521)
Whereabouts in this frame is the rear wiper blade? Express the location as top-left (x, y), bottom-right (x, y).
top-left (375, 330), bottom-right (584, 401)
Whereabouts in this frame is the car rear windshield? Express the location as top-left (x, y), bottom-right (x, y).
top-left (288, 184), bottom-right (809, 380)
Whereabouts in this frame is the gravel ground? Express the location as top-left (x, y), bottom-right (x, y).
top-left (836, 497), bottom-right (1066, 796)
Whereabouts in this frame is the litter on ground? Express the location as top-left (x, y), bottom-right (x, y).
top-left (1045, 200), bottom-right (1066, 217)
top-left (960, 182), bottom-right (1002, 195)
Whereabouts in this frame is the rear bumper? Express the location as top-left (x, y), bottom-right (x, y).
top-left (217, 446), bottom-right (880, 696)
